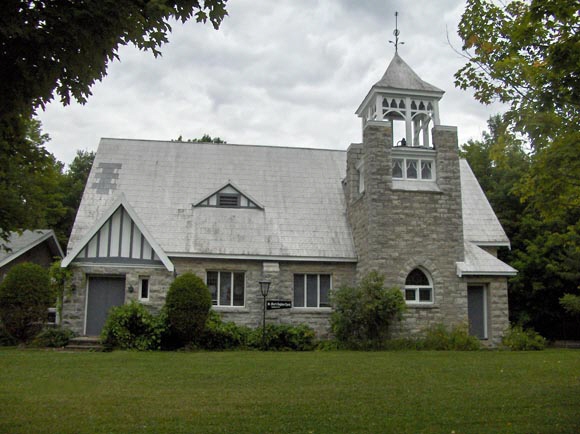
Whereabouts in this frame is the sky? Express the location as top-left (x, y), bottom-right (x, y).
top-left (38, 0), bottom-right (505, 166)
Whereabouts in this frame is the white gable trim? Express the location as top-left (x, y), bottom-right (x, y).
top-left (62, 194), bottom-right (174, 272)
top-left (193, 180), bottom-right (264, 209)
top-left (0, 230), bottom-right (64, 269)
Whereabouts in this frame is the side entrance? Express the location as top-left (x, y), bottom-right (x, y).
top-left (85, 276), bottom-right (126, 336)
top-left (467, 285), bottom-right (488, 340)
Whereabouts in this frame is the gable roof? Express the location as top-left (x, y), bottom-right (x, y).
top-left (69, 139), bottom-right (357, 261)
top-left (460, 159), bottom-right (510, 247)
top-left (63, 194), bottom-right (174, 271)
top-left (374, 53), bottom-right (444, 94)
top-left (0, 230), bottom-right (63, 269)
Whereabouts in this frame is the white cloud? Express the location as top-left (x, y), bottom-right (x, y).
top-left (38, 0), bottom-right (504, 165)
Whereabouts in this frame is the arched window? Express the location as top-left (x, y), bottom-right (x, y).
top-left (404, 268), bottom-right (433, 304)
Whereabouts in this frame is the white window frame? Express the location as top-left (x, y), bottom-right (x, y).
top-left (293, 273), bottom-right (332, 309)
top-left (139, 276), bottom-right (150, 302)
top-left (404, 269), bottom-right (434, 305)
top-left (206, 271), bottom-right (245, 307)
top-left (392, 157), bottom-right (435, 181)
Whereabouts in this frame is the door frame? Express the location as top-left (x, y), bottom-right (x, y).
top-left (84, 274), bottom-right (126, 336)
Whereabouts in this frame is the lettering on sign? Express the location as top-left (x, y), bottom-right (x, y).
top-left (266, 300), bottom-right (292, 310)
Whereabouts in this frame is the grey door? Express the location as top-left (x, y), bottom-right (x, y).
top-left (467, 285), bottom-right (487, 339)
top-left (86, 276), bottom-right (125, 336)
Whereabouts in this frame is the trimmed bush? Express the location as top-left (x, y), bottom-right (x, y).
top-left (331, 271), bottom-right (406, 349)
top-left (165, 273), bottom-right (212, 346)
top-left (501, 325), bottom-right (546, 351)
top-left (422, 323), bottom-right (481, 351)
top-left (32, 327), bottom-right (75, 348)
top-left (0, 262), bottom-right (54, 343)
top-left (249, 324), bottom-right (316, 351)
top-left (200, 311), bottom-right (251, 350)
top-left (101, 301), bottom-right (167, 350)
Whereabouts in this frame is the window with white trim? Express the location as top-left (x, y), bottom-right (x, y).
top-left (392, 157), bottom-right (434, 180)
top-left (404, 268), bottom-right (433, 304)
top-left (206, 271), bottom-right (245, 307)
top-left (139, 276), bottom-right (150, 301)
top-left (293, 274), bottom-right (331, 308)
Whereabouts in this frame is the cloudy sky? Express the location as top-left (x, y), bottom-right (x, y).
top-left (38, 0), bottom-right (505, 165)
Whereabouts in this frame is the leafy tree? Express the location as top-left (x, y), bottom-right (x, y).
top-left (0, 262), bottom-right (54, 343)
top-left (174, 134), bottom-right (227, 143)
top-left (331, 271), bottom-right (406, 349)
top-left (165, 273), bottom-right (212, 346)
top-left (455, 0), bottom-right (580, 220)
top-left (55, 150), bottom-right (96, 246)
top-left (0, 117), bottom-right (65, 248)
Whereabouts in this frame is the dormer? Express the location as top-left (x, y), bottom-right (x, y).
top-left (355, 53), bottom-right (444, 149)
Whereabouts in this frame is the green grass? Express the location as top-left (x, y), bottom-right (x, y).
top-left (0, 349), bottom-right (579, 433)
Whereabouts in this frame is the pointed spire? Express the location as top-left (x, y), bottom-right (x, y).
top-left (374, 53), bottom-right (444, 93)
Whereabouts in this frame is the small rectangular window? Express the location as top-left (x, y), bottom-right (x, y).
top-left (393, 159), bottom-right (403, 178)
top-left (405, 289), bottom-right (416, 301)
top-left (421, 161), bottom-right (432, 180)
top-left (139, 277), bottom-right (149, 301)
top-left (406, 159), bottom-right (418, 179)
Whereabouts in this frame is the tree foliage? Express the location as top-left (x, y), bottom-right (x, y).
top-left (0, 117), bottom-right (65, 247)
top-left (456, 0), bottom-right (580, 221)
top-left (0, 262), bottom-right (54, 342)
top-left (331, 271), bottom-right (406, 349)
top-left (174, 134), bottom-right (227, 143)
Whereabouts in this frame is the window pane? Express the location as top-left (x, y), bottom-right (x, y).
top-left (421, 160), bottom-right (432, 179)
top-left (419, 288), bottom-right (432, 302)
top-left (220, 272), bottom-right (232, 306)
top-left (406, 269), bottom-right (429, 286)
top-left (140, 278), bottom-right (149, 299)
top-left (306, 275), bottom-right (318, 307)
top-left (207, 272), bottom-right (218, 305)
top-left (407, 159), bottom-right (418, 179)
top-left (393, 159), bottom-right (403, 178)
top-left (319, 275), bottom-right (331, 307)
top-left (405, 289), bottom-right (416, 301)
top-left (233, 272), bottom-right (245, 306)
top-left (294, 274), bottom-right (305, 307)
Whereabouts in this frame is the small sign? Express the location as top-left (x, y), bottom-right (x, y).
top-left (267, 300), bottom-right (292, 310)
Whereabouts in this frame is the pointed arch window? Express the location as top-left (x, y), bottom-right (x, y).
top-left (404, 268), bottom-right (433, 304)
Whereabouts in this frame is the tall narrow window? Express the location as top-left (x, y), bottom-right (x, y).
top-left (404, 268), bottom-right (433, 304)
top-left (139, 277), bottom-right (149, 301)
top-left (392, 158), bottom-right (403, 178)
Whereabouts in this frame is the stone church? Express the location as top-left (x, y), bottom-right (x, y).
top-left (61, 52), bottom-right (516, 346)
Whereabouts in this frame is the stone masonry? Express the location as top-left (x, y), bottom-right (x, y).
top-left (346, 121), bottom-right (468, 338)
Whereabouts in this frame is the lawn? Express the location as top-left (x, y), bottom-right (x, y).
top-left (0, 349), bottom-right (578, 434)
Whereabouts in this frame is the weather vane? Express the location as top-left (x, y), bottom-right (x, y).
top-left (388, 12), bottom-right (405, 53)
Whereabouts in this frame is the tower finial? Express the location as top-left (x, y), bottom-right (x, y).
top-left (388, 12), bottom-right (405, 53)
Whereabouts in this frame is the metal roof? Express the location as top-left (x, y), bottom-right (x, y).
top-left (457, 241), bottom-right (517, 277)
top-left (374, 53), bottom-right (444, 94)
top-left (69, 139), bottom-right (357, 261)
top-left (460, 159), bottom-right (510, 247)
top-left (68, 139), bottom-right (511, 263)
top-left (0, 230), bottom-right (63, 268)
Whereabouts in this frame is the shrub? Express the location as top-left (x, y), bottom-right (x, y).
top-left (331, 271), bottom-right (406, 349)
top-left (101, 301), bottom-right (167, 350)
top-left (0, 323), bottom-right (16, 346)
top-left (249, 323), bottom-right (316, 351)
top-left (560, 294), bottom-right (580, 316)
top-left (32, 327), bottom-right (75, 348)
top-left (501, 325), bottom-right (546, 351)
top-left (422, 323), bottom-right (481, 351)
top-left (0, 262), bottom-right (54, 343)
top-left (165, 273), bottom-right (212, 346)
top-left (200, 311), bottom-right (251, 350)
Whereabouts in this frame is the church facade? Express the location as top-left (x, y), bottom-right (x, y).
top-left (61, 53), bottom-right (516, 346)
